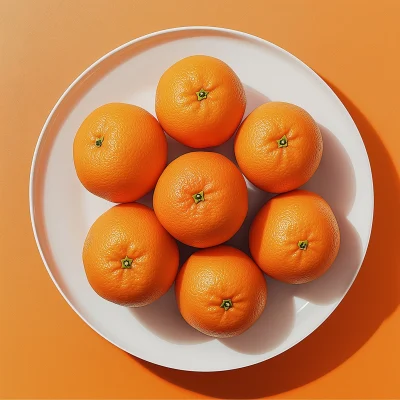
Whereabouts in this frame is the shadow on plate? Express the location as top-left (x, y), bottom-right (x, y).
top-left (303, 125), bottom-right (356, 216)
top-left (130, 286), bottom-right (212, 345)
top-left (136, 82), bottom-right (400, 399)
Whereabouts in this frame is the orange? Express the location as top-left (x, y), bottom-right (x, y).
top-left (155, 55), bottom-right (246, 148)
top-left (249, 190), bottom-right (340, 284)
top-left (176, 245), bottom-right (267, 338)
top-left (83, 203), bottom-right (179, 307)
top-left (234, 102), bottom-right (323, 193)
top-left (73, 103), bottom-right (167, 203)
top-left (153, 152), bottom-right (248, 248)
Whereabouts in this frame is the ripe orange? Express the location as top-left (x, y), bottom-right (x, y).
top-left (176, 245), bottom-right (267, 338)
top-left (73, 103), bottom-right (167, 203)
top-left (155, 55), bottom-right (246, 148)
top-left (153, 152), bottom-right (248, 248)
top-left (83, 203), bottom-right (179, 307)
top-left (234, 102), bottom-right (323, 193)
top-left (249, 190), bottom-right (340, 284)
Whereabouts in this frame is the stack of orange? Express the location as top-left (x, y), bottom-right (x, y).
top-left (73, 55), bottom-right (340, 338)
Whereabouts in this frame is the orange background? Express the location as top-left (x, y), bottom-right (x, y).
top-left (1, 0), bottom-right (399, 398)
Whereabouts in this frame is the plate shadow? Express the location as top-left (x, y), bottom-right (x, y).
top-left (136, 81), bottom-right (400, 399)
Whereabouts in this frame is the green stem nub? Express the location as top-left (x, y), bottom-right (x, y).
top-left (196, 89), bottom-right (209, 101)
top-left (298, 240), bottom-right (308, 250)
top-left (95, 136), bottom-right (104, 147)
top-left (192, 190), bottom-right (205, 204)
top-left (277, 135), bottom-right (288, 148)
top-left (121, 255), bottom-right (133, 269)
top-left (220, 299), bottom-right (233, 311)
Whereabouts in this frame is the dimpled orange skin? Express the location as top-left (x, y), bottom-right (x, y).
top-left (250, 190), bottom-right (340, 284)
top-left (234, 102), bottom-right (323, 193)
top-left (175, 246), bottom-right (267, 338)
top-left (73, 103), bottom-right (167, 203)
top-left (155, 55), bottom-right (246, 148)
top-left (83, 203), bottom-right (179, 307)
top-left (153, 152), bottom-right (248, 248)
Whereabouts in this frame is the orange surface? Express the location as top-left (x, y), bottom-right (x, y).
top-left (249, 190), bottom-right (340, 284)
top-left (0, 0), bottom-right (399, 398)
top-left (234, 102), bottom-right (323, 193)
top-left (74, 103), bottom-right (167, 203)
top-left (176, 246), bottom-right (267, 338)
top-left (153, 152), bottom-right (248, 248)
top-left (83, 203), bottom-right (179, 307)
top-left (155, 55), bottom-right (246, 148)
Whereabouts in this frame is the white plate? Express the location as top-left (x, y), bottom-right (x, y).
top-left (29, 27), bottom-right (374, 372)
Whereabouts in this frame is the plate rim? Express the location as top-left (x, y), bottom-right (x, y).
top-left (29, 26), bottom-right (374, 372)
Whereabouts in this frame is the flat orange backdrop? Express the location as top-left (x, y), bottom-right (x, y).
top-left (1, 0), bottom-right (399, 399)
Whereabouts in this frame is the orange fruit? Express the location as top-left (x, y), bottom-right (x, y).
top-left (234, 102), bottom-right (323, 193)
top-left (153, 152), bottom-right (248, 248)
top-left (176, 245), bottom-right (267, 338)
top-left (249, 190), bottom-right (340, 284)
top-left (73, 103), bottom-right (167, 203)
top-left (83, 203), bottom-right (179, 307)
top-left (155, 55), bottom-right (246, 148)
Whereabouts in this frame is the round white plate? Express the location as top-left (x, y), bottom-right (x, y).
top-left (30, 27), bottom-right (373, 372)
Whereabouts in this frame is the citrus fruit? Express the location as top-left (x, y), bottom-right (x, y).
top-left (73, 103), bottom-right (167, 203)
top-left (176, 245), bottom-right (267, 338)
top-left (83, 203), bottom-right (179, 307)
top-left (153, 152), bottom-right (248, 248)
top-left (155, 55), bottom-right (246, 148)
top-left (234, 102), bottom-right (323, 193)
top-left (249, 190), bottom-right (340, 284)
